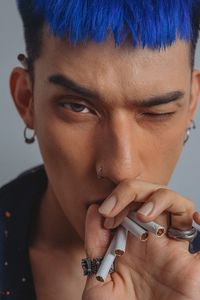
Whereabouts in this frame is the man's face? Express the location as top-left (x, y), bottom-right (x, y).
top-left (32, 28), bottom-right (194, 238)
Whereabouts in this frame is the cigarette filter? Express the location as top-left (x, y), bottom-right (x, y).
top-left (115, 226), bottom-right (128, 256)
top-left (122, 217), bottom-right (149, 241)
top-left (96, 234), bottom-right (116, 282)
top-left (128, 211), bottom-right (165, 237)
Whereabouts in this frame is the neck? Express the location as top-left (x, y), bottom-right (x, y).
top-left (29, 182), bottom-right (85, 258)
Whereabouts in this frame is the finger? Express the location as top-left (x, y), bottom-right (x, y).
top-left (104, 203), bottom-right (132, 229)
top-left (85, 204), bottom-right (112, 258)
top-left (136, 189), bottom-right (195, 229)
top-left (193, 212), bottom-right (200, 225)
top-left (102, 187), bottom-right (194, 230)
top-left (84, 204), bottom-right (114, 290)
top-left (98, 179), bottom-right (164, 217)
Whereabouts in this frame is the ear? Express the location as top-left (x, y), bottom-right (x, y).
top-left (188, 69), bottom-right (200, 124)
top-left (10, 67), bottom-right (34, 129)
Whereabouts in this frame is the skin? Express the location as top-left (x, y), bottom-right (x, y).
top-left (10, 25), bottom-right (200, 300)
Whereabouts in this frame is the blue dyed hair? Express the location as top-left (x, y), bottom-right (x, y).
top-left (17, 0), bottom-right (200, 71)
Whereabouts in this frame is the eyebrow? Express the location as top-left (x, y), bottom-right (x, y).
top-left (48, 74), bottom-right (99, 100)
top-left (48, 73), bottom-right (185, 107)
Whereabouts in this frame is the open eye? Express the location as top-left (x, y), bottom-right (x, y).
top-left (60, 102), bottom-right (91, 114)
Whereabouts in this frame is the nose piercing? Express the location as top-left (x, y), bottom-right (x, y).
top-left (97, 166), bottom-right (104, 179)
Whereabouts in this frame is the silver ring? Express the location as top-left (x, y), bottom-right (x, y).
top-left (167, 226), bottom-right (198, 242)
top-left (81, 257), bottom-right (115, 276)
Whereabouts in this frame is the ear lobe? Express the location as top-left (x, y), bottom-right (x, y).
top-left (10, 67), bottom-right (34, 128)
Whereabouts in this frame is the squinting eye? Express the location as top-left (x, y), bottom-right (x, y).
top-left (61, 103), bottom-right (91, 114)
top-left (142, 112), bottom-right (176, 120)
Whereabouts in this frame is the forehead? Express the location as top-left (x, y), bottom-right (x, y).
top-left (36, 27), bottom-right (191, 97)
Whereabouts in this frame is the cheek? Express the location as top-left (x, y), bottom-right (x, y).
top-left (137, 115), bottom-right (187, 184)
top-left (34, 117), bottom-right (98, 237)
top-left (36, 120), bottom-right (97, 177)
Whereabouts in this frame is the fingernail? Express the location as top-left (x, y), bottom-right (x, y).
top-left (98, 196), bottom-right (117, 215)
top-left (104, 217), bottom-right (115, 229)
top-left (137, 202), bottom-right (154, 216)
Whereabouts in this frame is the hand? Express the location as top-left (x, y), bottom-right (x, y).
top-left (82, 179), bottom-right (200, 300)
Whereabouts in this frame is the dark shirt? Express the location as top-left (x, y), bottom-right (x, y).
top-left (0, 165), bottom-right (47, 299)
top-left (0, 165), bottom-right (200, 299)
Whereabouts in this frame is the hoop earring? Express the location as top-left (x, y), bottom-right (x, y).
top-left (96, 166), bottom-right (104, 179)
top-left (24, 126), bottom-right (36, 144)
top-left (184, 120), bottom-right (196, 145)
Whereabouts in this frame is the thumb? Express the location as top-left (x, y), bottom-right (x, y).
top-left (83, 204), bottom-right (113, 290)
top-left (85, 203), bottom-right (112, 259)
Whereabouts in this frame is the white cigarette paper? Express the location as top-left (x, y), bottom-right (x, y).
top-left (128, 211), bottom-right (165, 237)
top-left (115, 226), bottom-right (128, 256)
top-left (122, 217), bottom-right (149, 241)
top-left (96, 234), bottom-right (116, 282)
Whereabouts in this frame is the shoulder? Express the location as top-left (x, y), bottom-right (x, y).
top-left (0, 165), bottom-right (47, 298)
top-left (0, 164), bottom-right (48, 224)
top-left (0, 165), bottom-right (47, 207)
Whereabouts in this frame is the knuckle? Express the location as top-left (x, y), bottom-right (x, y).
top-left (177, 196), bottom-right (195, 214)
top-left (156, 187), bottom-right (171, 195)
top-left (187, 201), bottom-right (195, 214)
top-left (123, 178), bottom-right (135, 190)
top-left (150, 187), bottom-right (169, 198)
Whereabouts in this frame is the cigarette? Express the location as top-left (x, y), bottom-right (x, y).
top-left (128, 211), bottom-right (165, 237)
top-left (115, 226), bottom-right (128, 256)
top-left (122, 217), bottom-right (149, 241)
top-left (96, 234), bottom-right (116, 282)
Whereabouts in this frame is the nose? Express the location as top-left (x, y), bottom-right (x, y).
top-left (95, 112), bottom-right (142, 184)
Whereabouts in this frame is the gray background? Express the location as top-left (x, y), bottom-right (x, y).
top-left (1, 1), bottom-right (200, 209)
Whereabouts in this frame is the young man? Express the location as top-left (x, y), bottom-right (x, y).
top-left (1, 0), bottom-right (200, 299)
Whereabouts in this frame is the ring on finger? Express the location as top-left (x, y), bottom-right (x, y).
top-left (167, 226), bottom-right (198, 242)
top-left (81, 257), bottom-right (115, 276)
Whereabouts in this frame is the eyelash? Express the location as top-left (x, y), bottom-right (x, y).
top-left (141, 111), bottom-right (176, 121)
top-left (59, 102), bottom-right (93, 114)
top-left (59, 102), bottom-right (176, 121)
